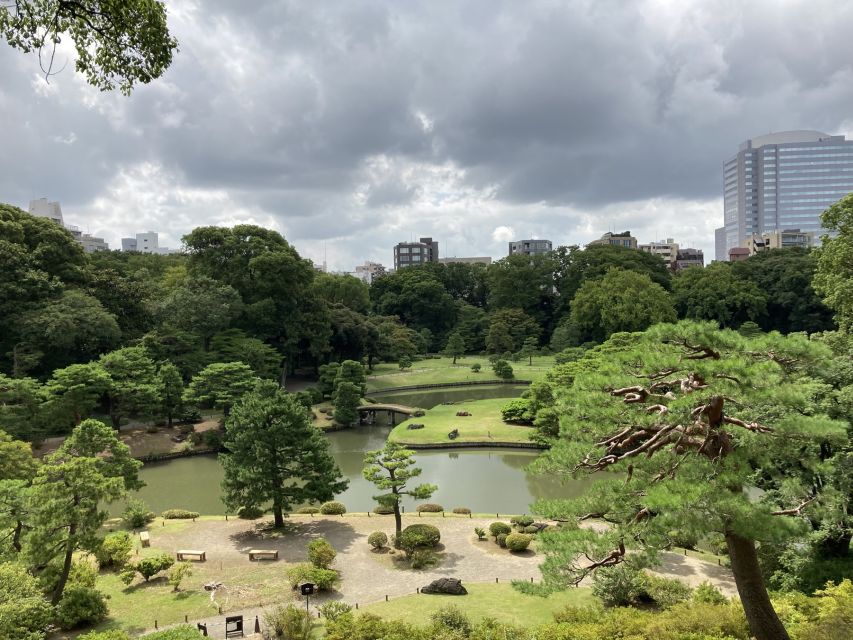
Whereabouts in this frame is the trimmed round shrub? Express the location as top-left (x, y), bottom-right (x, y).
top-left (162, 509), bottom-right (200, 519)
top-left (368, 531), bottom-right (388, 549)
top-left (452, 507), bottom-right (471, 514)
top-left (505, 533), bottom-right (533, 552)
top-left (492, 360), bottom-right (514, 380)
top-left (398, 524), bottom-right (441, 556)
top-left (489, 521), bottom-right (511, 539)
top-left (496, 533), bottom-right (508, 548)
top-left (402, 523), bottom-right (441, 546)
top-left (373, 504), bottom-right (395, 515)
top-left (470, 363), bottom-right (481, 373)
top-left (295, 506), bottom-right (320, 514)
top-left (523, 525), bottom-right (540, 534)
top-left (308, 538), bottom-right (337, 569)
top-left (319, 501), bottom-right (346, 515)
top-left (511, 515), bottom-right (535, 528)
top-left (416, 503), bottom-right (444, 513)
top-left (56, 586), bottom-right (109, 629)
top-left (238, 505), bottom-right (264, 520)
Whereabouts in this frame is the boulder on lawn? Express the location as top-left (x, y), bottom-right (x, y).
top-left (407, 423), bottom-right (425, 430)
top-left (421, 578), bottom-right (467, 595)
top-left (455, 411), bottom-right (471, 417)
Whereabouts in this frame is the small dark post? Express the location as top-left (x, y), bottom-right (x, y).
top-left (385, 595), bottom-right (388, 601)
top-left (254, 616), bottom-right (261, 633)
top-left (154, 620), bottom-right (158, 629)
top-left (185, 614), bottom-right (188, 622)
top-left (495, 578), bottom-right (499, 583)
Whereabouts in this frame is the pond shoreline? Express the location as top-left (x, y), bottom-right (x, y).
top-left (368, 379), bottom-right (532, 395)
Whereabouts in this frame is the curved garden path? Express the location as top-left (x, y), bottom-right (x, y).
top-left (139, 514), bottom-right (735, 637)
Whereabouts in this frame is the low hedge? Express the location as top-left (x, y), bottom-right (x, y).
top-left (373, 504), bottom-right (395, 515)
top-left (416, 503), bottom-right (444, 513)
top-left (162, 509), bottom-right (200, 520)
top-left (452, 507), bottom-right (471, 514)
top-left (295, 506), bottom-right (319, 514)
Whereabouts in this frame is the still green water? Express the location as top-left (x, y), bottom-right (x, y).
top-left (126, 385), bottom-right (594, 515)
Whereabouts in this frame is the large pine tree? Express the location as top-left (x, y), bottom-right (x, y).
top-left (528, 321), bottom-right (845, 640)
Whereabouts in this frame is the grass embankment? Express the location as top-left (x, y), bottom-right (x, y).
top-left (362, 583), bottom-right (595, 626)
top-left (94, 516), bottom-right (296, 634)
top-left (366, 356), bottom-right (555, 392)
top-left (36, 412), bottom-right (224, 460)
top-left (388, 398), bottom-right (535, 446)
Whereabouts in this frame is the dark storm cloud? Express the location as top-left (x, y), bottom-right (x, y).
top-left (2, 0), bottom-right (853, 267)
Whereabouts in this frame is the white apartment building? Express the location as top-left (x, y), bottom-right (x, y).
top-left (28, 198), bottom-right (110, 252)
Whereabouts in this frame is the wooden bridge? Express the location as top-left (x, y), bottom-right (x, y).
top-left (357, 403), bottom-right (417, 425)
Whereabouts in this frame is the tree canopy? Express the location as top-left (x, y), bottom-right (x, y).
top-left (0, 0), bottom-right (177, 94)
top-left (220, 385), bottom-right (348, 527)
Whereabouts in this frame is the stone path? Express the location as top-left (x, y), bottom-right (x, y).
top-left (143, 514), bottom-right (736, 637)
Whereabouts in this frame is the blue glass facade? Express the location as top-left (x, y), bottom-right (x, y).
top-left (719, 131), bottom-right (853, 259)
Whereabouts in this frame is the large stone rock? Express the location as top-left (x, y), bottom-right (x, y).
top-left (421, 578), bottom-right (467, 595)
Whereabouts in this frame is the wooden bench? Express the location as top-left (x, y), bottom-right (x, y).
top-left (139, 531), bottom-right (150, 547)
top-left (248, 549), bottom-right (279, 561)
top-left (176, 549), bottom-right (206, 562)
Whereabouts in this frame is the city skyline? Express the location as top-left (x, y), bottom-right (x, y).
top-left (3, 1), bottom-right (853, 270)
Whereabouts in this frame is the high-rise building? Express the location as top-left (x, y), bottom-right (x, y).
top-left (508, 239), bottom-right (552, 256)
top-left (639, 238), bottom-right (679, 265)
top-left (393, 237), bottom-right (439, 270)
top-left (28, 198), bottom-right (64, 225)
top-left (718, 130), bottom-right (853, 259)
top-left (714, 227), bottom-right (727, 262)
top-left (588, 231), bottom-right (638, 249)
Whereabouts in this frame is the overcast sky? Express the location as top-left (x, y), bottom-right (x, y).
top-left (3, 0), bottom-right (853, 270)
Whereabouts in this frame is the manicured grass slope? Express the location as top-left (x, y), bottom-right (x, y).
top-left (362, 583), bottom-right (595, 626)
top-left (366, 356), bottom-right (555, 391)
top-left (388, 398), bottom-right (534, 445)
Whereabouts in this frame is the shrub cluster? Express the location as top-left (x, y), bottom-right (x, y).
top-left (319, 501), bottom-right (347, 515)
top-left (510, 515), bottom-right (534, 529)
top-left (488, 521), bottom-right (511, 539)
top-left (264, 604), bottom-right (312, 640)
top-left (592, 565), bottom-right (692, 609)
top-left (308, 538), bottom-right (337, 569)
top-left (162, 509), bottom-right (200, 519)
top-left (373, 504), bottom-right (395, 515)
top-left (492, 360), bottom-right (514, 379)
top-left (286, 564), bottom-right (337, 591)
top-left (95, 531), bottom-right (133, 569)
top-left (120, 553), bottom-right (174, 585)
top-left (237, 505), bottom-right (264, 519)
top-left (501, 399), bottom-right (533, 424)
top-left (452, 507), bottom-right (471, 514)
top-left (398, 524), bottom-right (441, 557)
top-left (416, 503), bottom-right (444, 513)
top-left (121, 499), bottom-right (155, 529)
top-left (56, 586), bottom-right (109, 630)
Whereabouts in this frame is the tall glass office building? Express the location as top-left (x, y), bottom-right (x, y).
top-left (716, 130), bottom-right (853, 259)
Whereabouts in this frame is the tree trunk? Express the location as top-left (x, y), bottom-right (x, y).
top-left (167, 411), bottom-right (173, 428)
top-left (393, 502), bottom-right (402, 538)
top-left (273, 498), bottom-right (285, 528)
top-left (52, 535), bottom-right (75, 605)
top-left (726, 531), bottom-right (790, 640)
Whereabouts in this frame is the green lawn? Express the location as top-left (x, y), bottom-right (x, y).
top-left (366, 356), bottom-right (555, 391)
top-left (362, 583), bottom-right (596, 626)
top-left (388, 397), bottom-right (535, 445)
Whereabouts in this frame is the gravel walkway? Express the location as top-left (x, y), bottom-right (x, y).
top-left (143, 514), bottom-right (735, 638)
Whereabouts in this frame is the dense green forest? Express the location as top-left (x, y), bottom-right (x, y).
top-left (0, 201), bottom-right (836, 441)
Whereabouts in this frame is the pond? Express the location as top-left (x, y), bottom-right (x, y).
top-left (123, 384), bottom-right (595, 516)
top-left (128, 425), bottom-right (593, 516)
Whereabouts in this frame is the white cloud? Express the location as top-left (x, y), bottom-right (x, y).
top-left (492, 226), bottom-right (516, 242)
